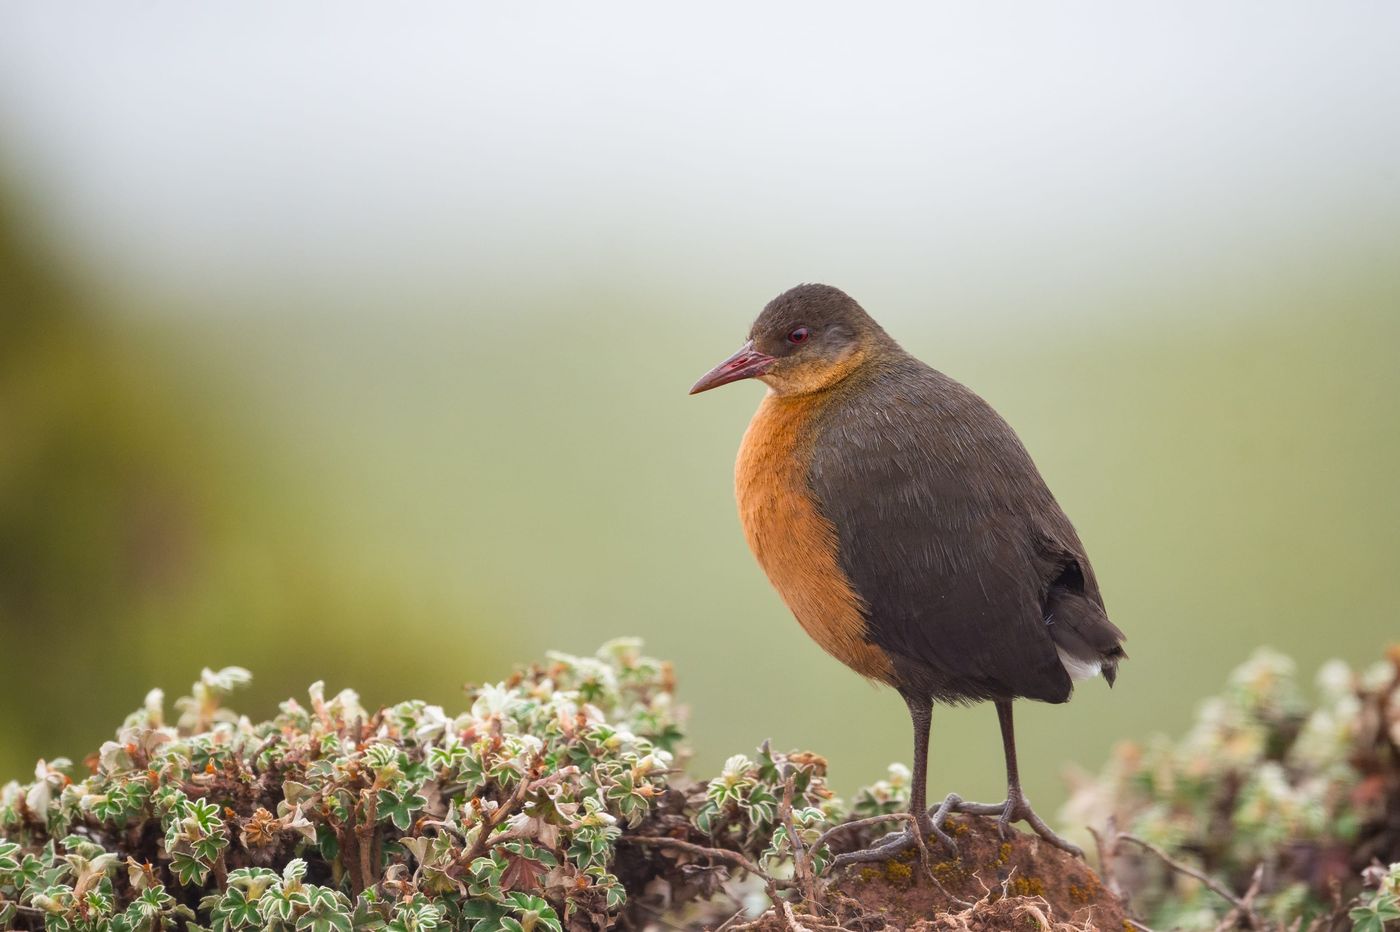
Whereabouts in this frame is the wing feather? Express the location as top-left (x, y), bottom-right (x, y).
top-left (807, 358), bottom-right (1116, 704)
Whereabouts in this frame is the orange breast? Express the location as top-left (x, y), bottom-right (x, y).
top-left (735, 392), bottom-right (896, 684)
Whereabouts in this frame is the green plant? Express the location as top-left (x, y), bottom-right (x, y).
top-left (0, 640), bottom-right (686, 931)
top-left (1064, 647), bottom-right (1400, 930)
top-left (5, 639), bottom-right (1399, 931)
top-left (1351, 862), bottom-right (1400, 932)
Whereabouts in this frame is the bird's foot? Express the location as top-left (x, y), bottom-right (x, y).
top-left (932, 790), bottom-right (1083, 858)
top-left (829, 810), bottom-right (958, 870)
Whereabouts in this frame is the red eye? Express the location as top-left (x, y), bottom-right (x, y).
top-left (787, 327), bottom-right (810, 344)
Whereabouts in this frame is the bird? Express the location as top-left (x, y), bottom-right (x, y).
top-left (689, 283), bottom-right (1125, 863)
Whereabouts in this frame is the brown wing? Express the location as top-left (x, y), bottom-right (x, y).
top-left (807, 357), bottom-right (1114, 704)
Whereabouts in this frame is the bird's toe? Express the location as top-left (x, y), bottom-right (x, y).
top-left (829, 826), bottom-right (920, 869)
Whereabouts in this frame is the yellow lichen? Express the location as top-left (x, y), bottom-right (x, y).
top-left (883, 859), bottom-right (913, 883)
top-left (994, 841), bottom-right (1013, 867)
top-left (930, 858), bottom-right (968, 889)
top-left (1009, 874), bottom-right (1045, 897)
top-left (1068, 875), bottom-right (1102, 903)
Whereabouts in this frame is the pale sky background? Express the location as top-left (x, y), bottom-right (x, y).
top-left (0, 2), bottom-right (1396, 327)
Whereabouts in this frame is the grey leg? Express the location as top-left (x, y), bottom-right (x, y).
top-left (830, 692), bottom-right (957, 868)
top-left (988, 700), bottom-right (1084, 857)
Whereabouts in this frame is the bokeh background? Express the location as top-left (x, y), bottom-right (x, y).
top-left (1, 3), bottom-right (1397, 814)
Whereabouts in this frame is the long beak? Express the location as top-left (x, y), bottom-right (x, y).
top-left (689, 340), bottom-right (776, 395)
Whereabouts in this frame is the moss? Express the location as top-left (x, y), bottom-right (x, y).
top-left (994, 840), bottom-right (1013, 867)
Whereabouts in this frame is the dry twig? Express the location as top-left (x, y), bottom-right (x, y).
top-left (1087, 817), bottom-right (1124, 900)
top-left (1118, 833), bottom-right (1263, 930)
top-left (1214, 864), bottom-right (1266, 932)
top-left (621, 835), bottom-right (778, 886)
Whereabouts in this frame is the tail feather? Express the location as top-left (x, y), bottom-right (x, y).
top-left (1045, 586), bottom-right (1126, 686)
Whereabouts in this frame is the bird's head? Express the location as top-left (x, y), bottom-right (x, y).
top-left (689, 284), bottom-right (889, 397)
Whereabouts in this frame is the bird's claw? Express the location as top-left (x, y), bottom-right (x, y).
top-left (930, 790), bottom-right (1084, 859)
top-left (829, 812), bottom-right (958, 871)
top-left (829, 826), bottom-right (919, 870)
top-left (1002, 793), bottom-right (1084, 858)
top-left (828, 787), bottom-right (1085, 871)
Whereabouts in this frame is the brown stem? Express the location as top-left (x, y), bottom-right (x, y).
top-left (621, 835), bottom-right (778, 885)
top-left (354, 786), bottom-right (378, 896)
top-left (777, 769), bottom-right (817, 903)
top-left (1087, 818), bottom-right (1124, 899)
top-left (778, 900), bottom-right (811, 932)
top-left (811, 812), bottom-right (905, 852)
top-left (1118, 834), bottom-right (1262, 930)
top-left (460, 757), bottom-right (575, 865)
top-left (1213, 864), bottom-right (1266, 932)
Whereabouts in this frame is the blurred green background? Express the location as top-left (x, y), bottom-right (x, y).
top-left (1, 4), bottom-right (1397, 814)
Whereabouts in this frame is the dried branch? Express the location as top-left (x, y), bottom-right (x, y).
top-left (711, 905), bottom-right (751, 932)
top-left (1118, 833), bottom-right (1263, 930)
top-left (461, 759), bottom-right (576, 865)
top-left (778, 768), bottom-right (817, 903)
top-left (621, 834), bottom-right (778, 885)
top-left (1214, 864), bottom-right (1267, 932)
top-left (812, 812), bottom-right (906, 852)
top-left (1087, 817), bottom-right (1124, 900)
top-left (779, 900), bottom-right (812, 932)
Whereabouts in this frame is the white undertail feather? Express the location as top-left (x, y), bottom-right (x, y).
top-left (1056, 646), bottom-right (1103, 682)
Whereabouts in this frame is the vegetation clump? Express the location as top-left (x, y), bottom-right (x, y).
top-left (1065, 646), bottom-right (1400, 929)
top-left (0, 639), bottom-right (884, 932)
top-left (3, 640), bottom-right (1398, 931)
top-left (0, 640), bottom-right (685, 931)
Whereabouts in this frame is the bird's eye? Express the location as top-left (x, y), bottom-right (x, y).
top-left (787, 327), bottom-right (810, 345)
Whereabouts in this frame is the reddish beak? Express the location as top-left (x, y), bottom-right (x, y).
top-left (689, 340), bottom-right (776, 395)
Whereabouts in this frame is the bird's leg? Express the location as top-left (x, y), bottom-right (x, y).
top-left (985, 699), bottom-right (1084, 857)
top-left (830, 692), bottom-right (957, 868)
top-left (903, 690), bottom-right (958, 851)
